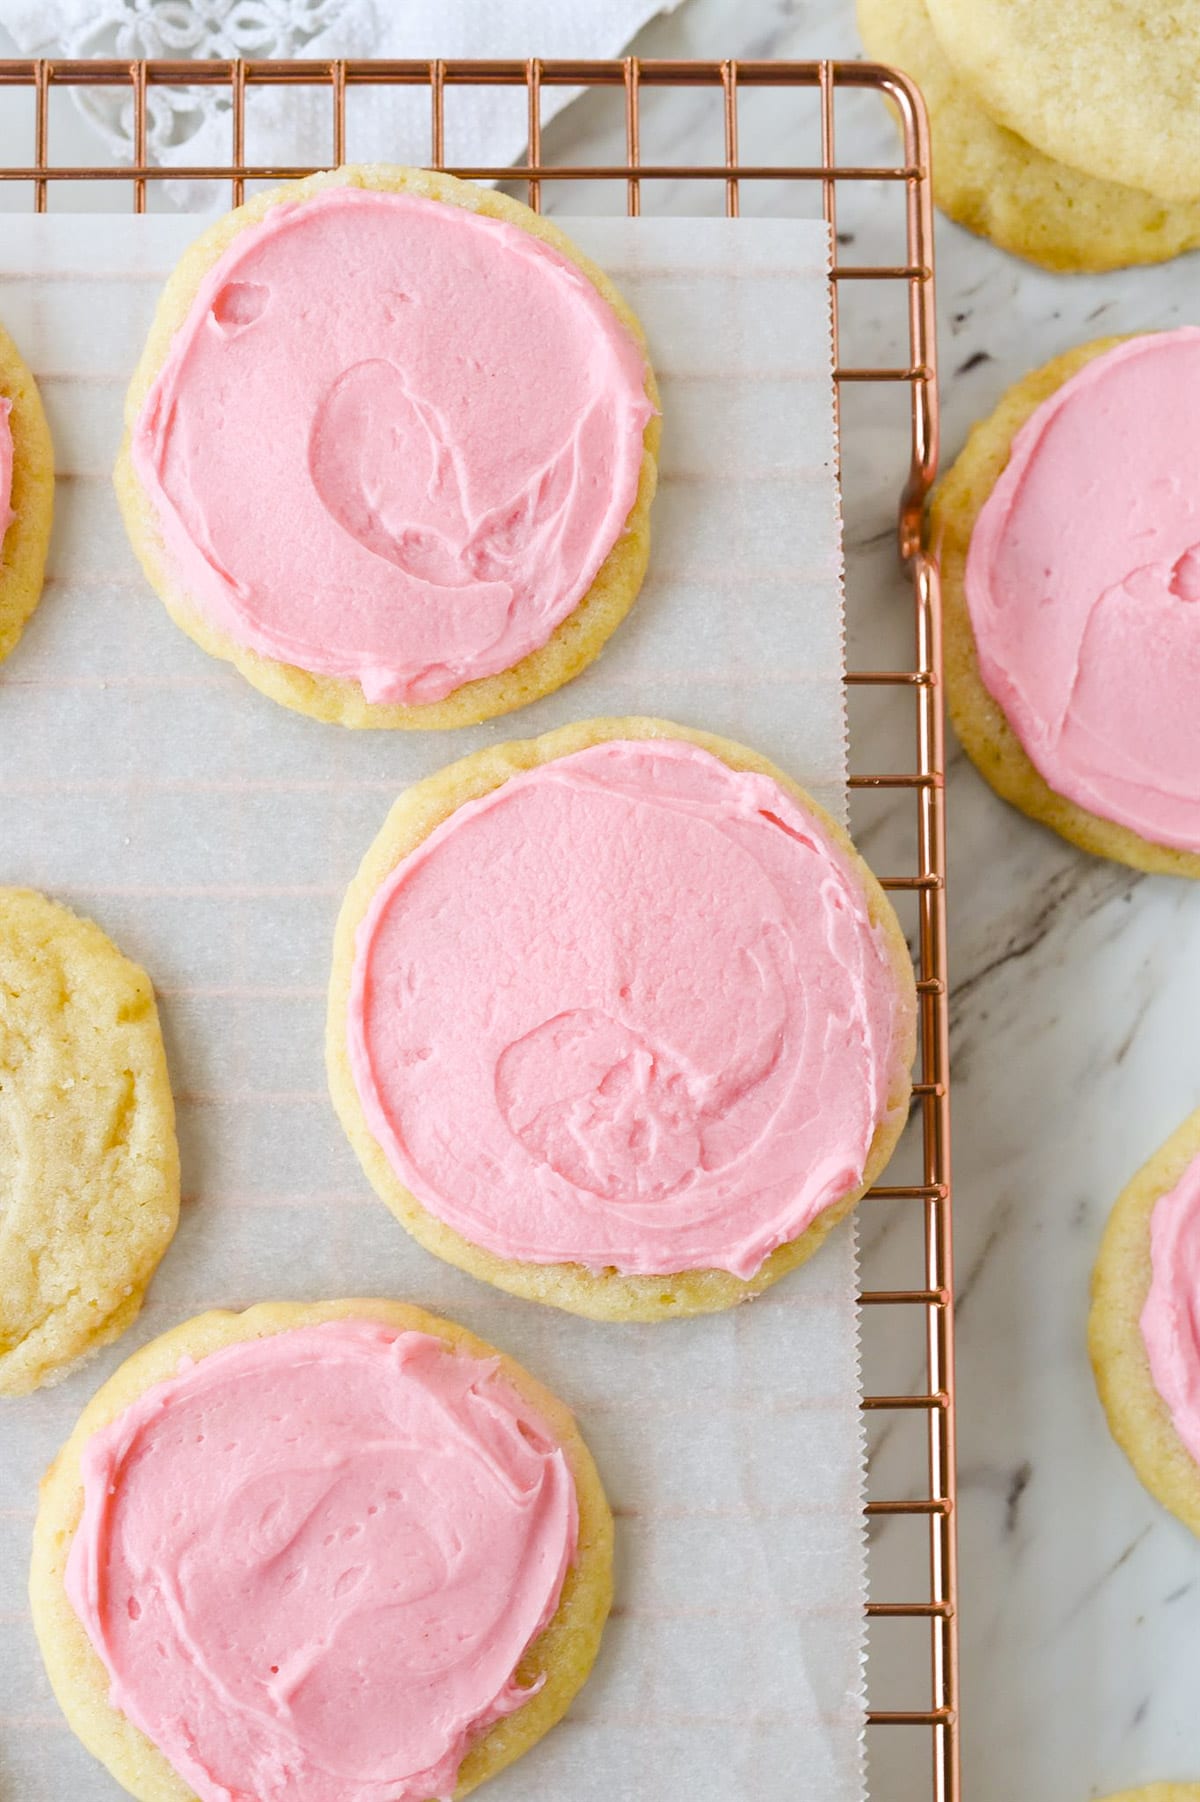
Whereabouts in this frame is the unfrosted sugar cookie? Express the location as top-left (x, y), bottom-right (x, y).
top-left (924, 0), bottom-right (1200, 204)
top-left (857, 0), bottom-right (1200, 272)
top-left (1091, 1111), bottom-right (1200, 1538)
top-left (935, 331), bottom-right (1200, 875)
top-left (0, 889), bottom-right (179, 1396)
top-left (31, 1300), bottom-right (611, 1802)
top-left (116, 164), bottom-right (660, 729)
top-left (328, 718), bottom-right (917, 1321)
top-left (0, 318), bottom-right (54, 667)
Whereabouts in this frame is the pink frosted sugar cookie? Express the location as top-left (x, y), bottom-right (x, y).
top-left (328, 718), bottom-right (918, 1321)
top-left (938, 329), bottom-right (1200, 875)
top-left (1091, 1110), bottom-right (1200, 1539)
top-left (116, 165), bottom-right (659, 729)
top-left (31, 1300), bottom-right (612, 1802)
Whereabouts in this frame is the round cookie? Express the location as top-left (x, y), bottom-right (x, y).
top-left (0, 318), bottom-right (54, 666)
top-left (30, 1297), bottom-right (612, 1802)
top-left (115, 163), bottom-right (660, 730)
top-left (0, 889), bottom-right (179, 1396)
top-left (1090, 1110), bottom-right (1200, 1538)
top-left (924, 0), bottom-right (1200, 204)
top-left (327, 716), bottom-right (917, 1322)
top-left (857, 0), bottom-right (1200, 272)
top-left (934, 335), bottom-right (1200, 877)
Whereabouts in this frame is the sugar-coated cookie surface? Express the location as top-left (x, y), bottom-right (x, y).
top-left (0, 889), bottom-right (179, 1396)
top-left (1090, 1110), bottom-right (1200, 1539)
top-left (328, 716), bottom-right (917, 1322)
top-left (857, 0), bottom-right (1200, 272)
top-left (0, 318), bottom-right (54, 667)
top-left (935, 334), bottom-right (1200, 876)
top-left (924, 0), bottom-right (1200, 204)
top-left (116, 164), bottom-right (660, 729)
top-left (31, 1299), bottom-right (612, 1802)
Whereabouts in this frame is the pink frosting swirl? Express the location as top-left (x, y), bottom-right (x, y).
top-left (1141, 1153), bottom-right (1200, 1464)
top-left (348, 739), bottom-right (910, 1279)
top-left (65, 1319), bottom-right (578, 1802)
top-left (131, 186), bottom-right (653, 705)
top-left (966, 328), bottom-right (1200, 851)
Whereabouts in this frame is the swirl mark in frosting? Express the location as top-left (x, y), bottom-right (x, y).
top-left (132, 187), bottom-right (654, 704)
top-left (65, 1319), bottom-right (578, 1802)
top-left (966, 328), bottom-right (1200, 850)
top-left (497, 1009), bottom-right (707, 1204)
top-left (211, 280), bottom-right (269, 334)
top-left (347, 739), bottom-right (909, 1278)
top-left (308, 354), bottom-right (581, 614)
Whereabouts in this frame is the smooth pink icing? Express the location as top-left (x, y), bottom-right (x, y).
top-left (0, 397), bottom-right (13, 549)
top-left (348, 739), bottom-right (910, 1279)
top-left (1141, 1152), bottom-right (1200, 1465)
top-left (132, 186), bottom-right (653, 705)
top-left (65, 1319), bottom-right (578, 1802)
top-left (966, 328), bottom-right (1200, 851)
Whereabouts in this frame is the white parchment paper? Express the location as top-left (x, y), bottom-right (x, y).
top-left (0, 214), bottom-right (866, 1802)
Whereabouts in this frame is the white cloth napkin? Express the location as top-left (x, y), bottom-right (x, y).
top-left (0, 0), bottom-right (682, 200)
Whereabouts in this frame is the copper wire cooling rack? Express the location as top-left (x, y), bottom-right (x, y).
top-left (0, 55), bottom-right (956, 1802)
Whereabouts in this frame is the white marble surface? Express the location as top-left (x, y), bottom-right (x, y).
top-left (2, 3), bottom-right (1197, 1799)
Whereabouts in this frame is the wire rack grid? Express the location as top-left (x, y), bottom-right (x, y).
top-left (0, 53), bottom-right (957, 1802)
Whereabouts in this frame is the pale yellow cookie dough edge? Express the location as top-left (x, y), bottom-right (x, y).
top-left (857, 0), bottom-right (1200, 274)
top-left (114, 163), bottom-right (661, 730)
top-left (30, 1296), bottom-right (613, 1802)
top-left (0, 320), bottom-right (54, 666)
top-left (1090, 1108), bottom-right (1200, 1539)
top-left (1102, 1788), bottom-right (1200, 1802)
top-left (327, 715), bottom-right (919, 1323)
top-left (0, 888), bottom-right (180, 1398)
top-left (932, 335), bottom-right (1200, 879)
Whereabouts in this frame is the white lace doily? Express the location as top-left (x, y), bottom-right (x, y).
top-left (0, 0), bottom-right (679, 205)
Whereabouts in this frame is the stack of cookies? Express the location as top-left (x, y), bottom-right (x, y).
top-left (858, 0), bottom-right (1200, 271)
